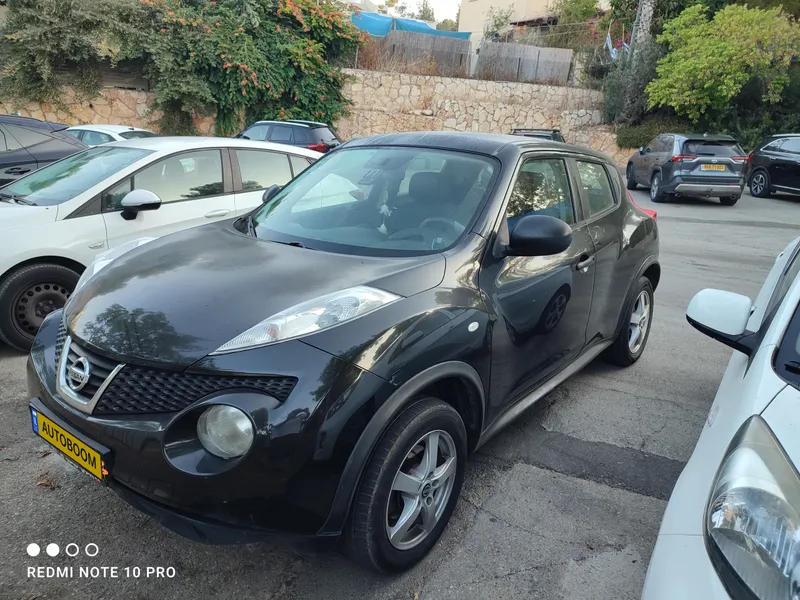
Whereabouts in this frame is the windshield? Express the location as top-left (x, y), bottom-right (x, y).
top-left (120, 130), bottom-right (157, 139)
top-left (1, 147), bottom-right (152, 206)
top-left (252, 147), bottom-right (498, 256)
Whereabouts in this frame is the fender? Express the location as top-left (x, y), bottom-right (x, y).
top-left (613, 255), bottom-right (660, 339)
top-left (317, 360), bottom-right (485, 536)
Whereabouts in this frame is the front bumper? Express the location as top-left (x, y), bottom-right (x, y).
top-left (642, 534), bottom-right (729, 599)
top-left (28, 312), bottom-right (388, 544)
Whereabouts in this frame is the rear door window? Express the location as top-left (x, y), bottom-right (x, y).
top-left (5, 125), bottom-right (52, 150)
top-left (576, 161), bottom-right (617, 217)
top-left (290, 154), bottom-right (312, 176)
top-left (82, 130), bottom-right (114, 145)
top-left (242, 124), bottom-right (271, 141)
top-left (235, 149), bottom-right (293, 191)
top-left (269, 126), bottom-right (295, 143)
top-left (782, 138), bottom-right (800, 155)
top-left (683, 140), bottom-right (744, 156)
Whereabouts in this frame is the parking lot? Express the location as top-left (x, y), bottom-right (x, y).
top-left (2, 188), bottom-right (799, 600)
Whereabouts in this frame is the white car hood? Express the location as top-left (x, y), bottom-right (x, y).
top-left (0, 203), bottom-right (58, 232)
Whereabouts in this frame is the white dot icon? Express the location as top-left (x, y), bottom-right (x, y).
top-left (46, 543), bottom-right (60, 557)
top-left (26, 543), bottom-right (40, 557)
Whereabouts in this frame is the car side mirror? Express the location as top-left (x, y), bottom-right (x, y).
top-left (506, 215), bottom-right (573, 257)
top-left (120, 189), bottom-right (161, 220)
top-left (686, 289), bottom-right (756, 355)
top-left (262, 184), bottom-right (282, 204)
top-left (639, 146), bottom-right (646, 154)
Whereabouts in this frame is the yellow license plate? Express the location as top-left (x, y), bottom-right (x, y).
top-left (31, 407), bottom-right (104, 480)
top-left (701, 164), bottom-right (726, 171)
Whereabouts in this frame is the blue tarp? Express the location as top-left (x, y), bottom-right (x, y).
top-left (351, 12), bottom-right (471, 40)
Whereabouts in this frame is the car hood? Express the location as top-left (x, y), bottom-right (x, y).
top-left (65, 222), bottom-right (446, 366)
top-left (0, 203), bottom-right (58, 231)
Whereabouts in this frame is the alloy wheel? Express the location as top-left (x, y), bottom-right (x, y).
top-left (544, 293), bottom-right (568, 330)
top-left (628, 290), bottom-right (651, 354)
top-left (385, 429), bottom-right (457, 551)
top-left (750, 172), bottom-right (766, 196)
top-left (650, 175), bottom-right (660, 201)
top-left (12, 282), bottom-right (71, 339)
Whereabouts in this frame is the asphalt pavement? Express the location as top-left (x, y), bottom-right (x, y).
top-left (1, 188), bottom-right (799, 600)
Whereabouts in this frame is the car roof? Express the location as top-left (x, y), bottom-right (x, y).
top-left (341, 131), bottom-right (613, 163)
top-left (68, 124), bottom-right (152, 134)
top-left (772, 133), bottom-right (800, 138)
top-left (102, 136), bottom-right (321, 157)
top-left (0, 114), bottom-right (67, 131)
top-left (511, 128), bottom-right (561, 133)
top-left (669, 133), bottom-right (738, 142)
top-left (250, 120), bottom-right (329, 129)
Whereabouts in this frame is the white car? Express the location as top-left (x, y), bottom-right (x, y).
top-left (66, 125), bottom-right (158, 146)
top-left (642, 236), bottom-right (800, 600)
top-left (0, 137), bottom-right (320, 351)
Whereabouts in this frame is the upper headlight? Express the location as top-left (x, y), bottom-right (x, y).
top-left (211, 285), bottom-right (401, 354)
top-left (73, 237), bottom-right (157, 293)
top-left (706, 415), bottom-right (800, 600)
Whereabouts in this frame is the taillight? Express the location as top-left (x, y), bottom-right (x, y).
top-left (736, 154), bottom-right (750, 165)
top-left (671, 155), bottom-right (697, 162)
top-left (307, 143), bottom-right (328, 153)
top-left (628, 190), bottom-right (657, 220)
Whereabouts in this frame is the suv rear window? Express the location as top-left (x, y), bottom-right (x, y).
top-left (682, 140), bottom-right (744, 156)
top-left (311, 127), bottom-right (339, 143)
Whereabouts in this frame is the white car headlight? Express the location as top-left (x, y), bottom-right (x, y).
top-left (211, 286), bottom-right (401, 354)
top-left (197, 405), bottom-right (254, 459)
top-left (706, 415), bottom-right (800, 600)
top-left (73, 237), bottom-right (157, 293)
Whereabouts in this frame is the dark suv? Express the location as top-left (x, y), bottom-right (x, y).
top-left (28, 132), bottom-right (659, 573)
top-left (511, 128), bottom-right (566, 142)
top-left (236, 119), bottom-right (341, 153)
top-left (626, 133), bottom-right (746, 205)
top-left (747, 134), bottom-right (800, 198)
top-left (0, 115), bottom-right (86, 186)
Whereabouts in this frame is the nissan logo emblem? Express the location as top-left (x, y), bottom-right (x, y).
top-left (66, 356), bottom-right (91, 392)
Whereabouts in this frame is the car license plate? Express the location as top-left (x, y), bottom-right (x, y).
top-left (30, 407), bottom-right (104, 480)
top-left (701, 164), bottom-right (726, 171)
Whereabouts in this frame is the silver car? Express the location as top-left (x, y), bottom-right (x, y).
top-left (625, 133), bottom-right (747, 206)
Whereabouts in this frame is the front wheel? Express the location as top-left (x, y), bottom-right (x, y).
top-left (626, 164), bottom-right (638, 190)
top-left (0, 263), bottom-right (79, 352)
top-left (748, 169), bottom-right (771, 198)
top-left (346, 398), bottom-right (467, 573)
top-left (605, 276), bottom-right (654, 367)
top-left (650, 172), bottom-right (666, 203)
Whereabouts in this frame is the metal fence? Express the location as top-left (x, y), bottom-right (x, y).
top-left (474, 41), bottom-right (573, 86)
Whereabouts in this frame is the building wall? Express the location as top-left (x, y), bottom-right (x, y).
top-left (459, 0), bottom-right (554, 35)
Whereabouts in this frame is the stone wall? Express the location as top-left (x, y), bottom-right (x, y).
top-left (0, 87), bottom-right (215, 135)
top-left (337, 69), bottom-right (632, 166)
top-left (0, 69), bottom-right (632, 165)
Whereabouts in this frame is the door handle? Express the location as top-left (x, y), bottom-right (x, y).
top-left (204, 209), bottom-right (231, 218)
top-left (576, 255), bottom-right (595, 272)
top-left (6, 167), bottom-right (30, 174)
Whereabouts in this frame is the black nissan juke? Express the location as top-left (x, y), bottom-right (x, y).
top-left (27, 132), bottom-right (659, 573)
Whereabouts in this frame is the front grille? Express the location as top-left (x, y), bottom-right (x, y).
top-left (55, 320), bottom-right (67, 362)
top-left (66, 338), bottom-right (120, 402)
top-left (92, 367), bottom-right (297, 415)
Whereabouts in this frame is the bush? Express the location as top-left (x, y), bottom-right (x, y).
top-left (601, 38), bottom-right (665, 124)
top-left (615, 114), bottom-right (691, 148)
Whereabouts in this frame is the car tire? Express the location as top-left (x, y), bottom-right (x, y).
top-left (650, 172), bottom-right (666, 203)
top-left (0, 263), bottom-right (79, 352)
top-left (720, 195), bottom-right (740, 206)
top-left (748, 169), bottom-right (771, 198)
top-left (605, 276), bottom-right (654, 367)
top-left (626, 164), bottom-right (637, 190)
top-left (346, 397), bottom-right (467, 574)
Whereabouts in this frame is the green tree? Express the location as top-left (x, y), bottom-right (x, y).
top-left (417, 0), bottom-right (435, 21)
top-left (483, 5), bottom-right (514, 39)
top-left (437, 18), bottom-right (457, 31)
top-left (646, 4), bottom-right (800, 123)
top-left (554, 0), bottom-right (599, 24)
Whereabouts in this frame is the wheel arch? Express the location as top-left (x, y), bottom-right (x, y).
top-left (318, 361), bottom-right (485, 536)
top-left (613, 257), bottom-right (660, 339)
top-left (0, 255), bottom-right (86, 285)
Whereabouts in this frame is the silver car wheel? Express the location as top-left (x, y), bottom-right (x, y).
top-left (750, 172), bottom-right (766, 196)
top-left (628, 290), bottom-right (651, 354)
top-left (650, 174), bottom-right (660, 200)
top-left (385, 429), bottom-right (457, 551)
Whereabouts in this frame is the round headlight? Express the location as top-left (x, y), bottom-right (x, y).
top-left (197, 405), bottom-right (254, 459)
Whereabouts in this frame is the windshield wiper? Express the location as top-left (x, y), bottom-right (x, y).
top-left (0, 191), bottom-right (35, 205)
top-left (245, 213), bottom-right (257, 238)
top-left (271, 239), bottom-right (314, 250)
top-left (785, 361), bottom-right (800, 375)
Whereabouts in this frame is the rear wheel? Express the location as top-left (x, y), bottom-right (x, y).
top-left (605, 276), bottom-right (654, 367)
top-left (650, 172), bottom-right (666, 203)
top-left (720, 195), bottom-right (740, 206)
top-left (626, 164), bottom-right (637, 190)
top-left (346, 398), bottom-right (466, 573)
top-left (748, 169), bottom-right (771, 198)
top-left (0, 263), bottom-right (79, 352)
